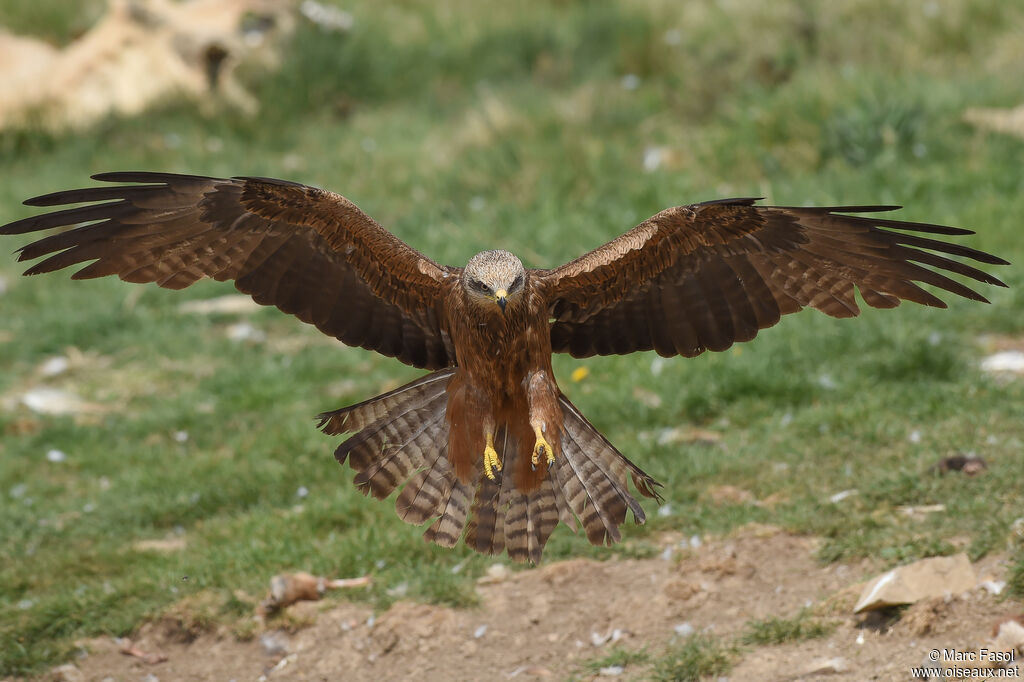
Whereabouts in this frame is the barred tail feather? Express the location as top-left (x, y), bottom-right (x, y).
top-left (318, 370), bottom-right (661, 564)
top-left (552, 394), bottom-right (662, 547)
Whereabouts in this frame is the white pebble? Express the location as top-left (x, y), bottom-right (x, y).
top-left (674, 622), bottom-right (694, 637)
top-left (981, 351), bottom-right (1024, 374)
top-left (40, 356), bottom-right (70, 377)
top-left (829, 489), bottom-right (857, 504)
top-left (46, 449), bottom-right (67, 463)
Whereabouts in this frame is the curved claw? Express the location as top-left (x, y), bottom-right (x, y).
top-left (483, 433), bottom-right (502, 481)
top-left (531, 427), bottom-right (555, 470)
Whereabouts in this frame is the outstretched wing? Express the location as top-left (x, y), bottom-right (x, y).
top-left (538, 199), bottom-right (1008, 358)
top-left (1, 172), bottom-right (458, 369)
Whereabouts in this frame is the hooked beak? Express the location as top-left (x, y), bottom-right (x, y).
top-left (494, 289), bottom-right (508, 313)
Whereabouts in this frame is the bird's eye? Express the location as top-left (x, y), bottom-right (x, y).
top-left (510, 274), bottom-right (524, 291)
top-left (471, 279), bottom-right (489, 292)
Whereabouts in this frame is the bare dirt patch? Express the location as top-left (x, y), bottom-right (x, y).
top-left (54, 527), bottom-right (1020, 681)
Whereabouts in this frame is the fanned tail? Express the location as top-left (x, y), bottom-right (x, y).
top-left (463, 395), bottom-right (661, 563)
top-left (319, 371), bottom-right (661, 564)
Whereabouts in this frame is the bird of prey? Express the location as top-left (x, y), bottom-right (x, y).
top-left (1, 172), bottom-right (1008, 563)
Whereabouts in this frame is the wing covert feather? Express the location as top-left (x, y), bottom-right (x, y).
top-left (540, 200), bottom-right (1007, 358)
top-left (2, 172), bottom-right (458, 369)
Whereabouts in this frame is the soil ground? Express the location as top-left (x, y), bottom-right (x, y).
top-left (40, 526), bottom-right (1021, 682)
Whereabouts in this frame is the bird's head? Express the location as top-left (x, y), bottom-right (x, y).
top-left (462, 250), bottom-right (526, 314)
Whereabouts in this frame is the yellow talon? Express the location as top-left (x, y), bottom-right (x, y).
top-left (483, 432), bottom-right (502, 480)
top-left (531, 426), bottom-right (555, 469)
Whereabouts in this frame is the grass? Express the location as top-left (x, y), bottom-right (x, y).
top-left (650, 635), bottom-right (737, 682)
top-left (577, 608), bottom-right (835, 679)
top-left (1, 0), bottom-right (1024, 676)
top-left (579, 645), bottom-right (652, 676)
top-left (741, 610), bottom-right (836, 646)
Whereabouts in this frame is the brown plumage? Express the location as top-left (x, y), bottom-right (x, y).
top-left (1, 173), bottom-right (1009, 563)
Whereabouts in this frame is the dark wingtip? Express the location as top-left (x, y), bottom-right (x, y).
top-left (90, 171), bottom-right (150, 182)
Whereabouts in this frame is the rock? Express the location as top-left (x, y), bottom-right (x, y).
top-left (132, 537), bottom-right (187, 553)
top-left (853, 554), bottom-right (977, 613)
top-left (226, 322), bottom-right (266, 343)
top-left (981, 350), bottom-right (1024, 374)
top-left (178, 295), bottom-right (262, 315)
top-left (992, 619), bottom-right (1024, 655)
top-left (703, 485), bottom-right (754, 506)
top-left (800, 657), bottom-right (848, 676)
top-left (966, 105), bottom-right (1024, 139)
top-left (299, 0), bottom-right (354, 32)
top-left (934, 454), bottom-right (987, 476)
top-left (260, 631), bottom-right (289, 657)
top-left (49, 664), bottom-right (85, 682)
top-left (20, 387), bottom-right (99, 416)
top-left (655, 426), bottom-right (722, 446)
top-left (673, 622), bottom-right (695, 637)
top-left (477, 563), bottom-right (510, 584)
top-left (828, 489), bottom-right (858, 504)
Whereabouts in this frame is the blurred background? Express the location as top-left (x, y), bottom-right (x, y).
top-left (1, 0), bottom-right (1022, 677)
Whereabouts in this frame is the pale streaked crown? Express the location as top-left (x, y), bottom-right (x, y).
top-left (462, 249), bottom-right (526, 297)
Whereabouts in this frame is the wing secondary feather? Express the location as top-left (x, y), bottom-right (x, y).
top-left (2, 172), bottom-right (458, 369)
top-left (539, 200), bottom-right (1008, 358)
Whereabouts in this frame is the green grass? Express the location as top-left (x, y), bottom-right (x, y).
top-left (650, 635), bottom-right (737, 682)
top-left (741, 610), bottom-right (836, 646)
top-left (579, 646), bottom-right (652, 676)
top-left (2, 0), bottom-right (1024, 676)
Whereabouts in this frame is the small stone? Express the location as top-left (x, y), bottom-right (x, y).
top-left (39, 356), bottom-right (70, 376)
top-left (178, 295), bottom-right (261, 315)
top-left (50, 663), bottom-right (85, 682)
top-left (934, 454), bottom-right (987, 476)
top-left (992, 619), bottom-right (1024, 654)
top-left (704, 485), bottom-right (753, 506)
top-left (477, 563), bottom-right (510, 584)
top-left (979, 580), bottom-right (1006, 595)
top-left (473, 624), bottom-right (488, 639)
top-left (21, 387), bottom-right (93, 416)
top-left (829, 489), bottom-right (857, 504)
top-left (300, 0), bottom-right (354, 32)
top-left (981, 351), bottom-right (1024, 374)
top-left (800, 657), bottom-right (848, 676)
top-left (46, 449), bottom-right (67, 463)
top-left (599, 665), bottom-right (624, 676)
top-left (260, 631), bottom-right (289, 657)
top-left (673, 622), bottom-right (694, 637)
top-left (226, 322), bottom-right (265, 343)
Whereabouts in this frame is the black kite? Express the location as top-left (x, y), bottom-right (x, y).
top-left (1, 173), bottom-right (1008, 562)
